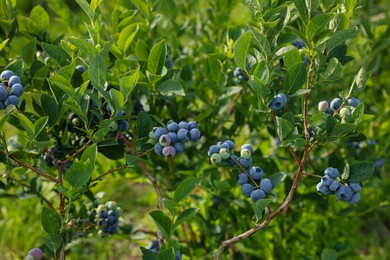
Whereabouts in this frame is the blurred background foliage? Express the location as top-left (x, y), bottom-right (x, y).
top-left (0, 0), bottom-right (389, 259)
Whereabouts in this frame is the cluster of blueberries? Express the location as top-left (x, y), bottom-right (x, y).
top-left (208, 140), bottom-right (274, 202)
top-left (151, 120), bottom-right (201, 158)
top-left (96, 201), bottom-right (121, 236)
top-left (269, 93), bottom-right (288, 111)
top-left (316, 167), bottom-right (361, 204)
top-left (0, 69), bottom-right (24, 109)
top-left (318, 96), bottom-right (360, 117)
top-left (43, 143), bottom-right (73, 173)
top-left (146, 240), bottom-right (182, 260)
top-left (25, 248), bottom-right (43, 260)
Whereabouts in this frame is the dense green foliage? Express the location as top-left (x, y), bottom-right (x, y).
top-left (0, 0), bottom-right (389, 259)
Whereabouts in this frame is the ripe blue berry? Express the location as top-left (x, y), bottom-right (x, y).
top-left (0, 84), bottom-right (8, 101)
top-left (321, 175), bottom-right (332, 186)
top-left (269, 96), bottom-right (284, 111)
top-left (250, 189), bottom-right (266, 202)
top-left (153, 127), bottom-right (167, 139)
top-left (276, 93), bottom-right (287, 106)
top-left (167, 121), bottom-right (179, 132)
top-left (325, 108), bottom-right (334, 115)
top-left (293, 40), bottom-right (304, 49)
top-left (188, 121), bottom-right (198, 129)
top-left (223, 140), bottom-right (235, 150)
top-left (260, 178), bottom-right (273, 193)
top-left (5, 95), bottom-right (19, 106)
top-left (335, 185), bottom-right (353, 201)
top-left (347, 97), bottom-right (360, 107)
top-left (159, 134), bottom-right (172, 146)
top-left (241, 183), bottom-right (252, 198)
top-left (249, 166), bottom-right (263, 180)
top-left (10, 83), bottom-right (24, 97)
top-left (178, 121), bottom-right (189, 129)
top-left (330, 98), bottom-right (343, 110)
top-left (154, 143), bottom-right (163, 155)
top-left (27, 248), bottom-right (43, 260)
top-left (348, 192), bottom-right (360, 204)
top-left (227, 154), bottom-right (238, 166)
top-left (237, 173), bottom-right (249, 185)
top-left (189, 128), bottom-right (201, 141)
top-left (348, 182), bottom-right (362, 193)
top-left (8, 75), bottom-right (21, 86)
top-left (76, 65), bottom-right (86, 74)
top-left (208, 145), bottom-right (220, 157)
top-left (241, 144), bottom-right (254, 154)
top-left (329, 180), bottom-right (339, 192)
top-left (316, 182), bottom-right (331, 195)
top-left (118, 120), bottom-right (129, 132)
top-left (100, 211), bottom-right (108, 218)
top-left (174, 142), bottom-right (184, 154)
top-left (0, 101), bottom-right (5, 109)
top-left (167, 132), bottom-right (178, 143)
top-left (0, 70), bottom-right (14, 81)
top-left (162, 146), bottom-right (176, 157)
top-left (324, 167), bottom-right (339, 178)
top-left (177, 128), bottom-right (190, 142)
top-left (239, 157), bottom-right (252, 168)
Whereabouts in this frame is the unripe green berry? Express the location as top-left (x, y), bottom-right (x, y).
top-left (109, 121), bottom-right (118, 132)
top-left (219, 148), bottom-right (230, 159)
top-left (210, 153), bottom-right (222, 164)
top-left (72, 117), bottom-right (81, 126)
top-left (339, 107), bottom-right (351, 117)
top-left (240, 148), bottom-right (251, 159)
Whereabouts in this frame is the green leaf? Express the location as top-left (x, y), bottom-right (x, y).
top-left (81, 144), bottom-right (97, 175)
top-left (331, 124), bottom-right (355, 137)
top-left (306, 14), bottom-right (333, 40)
top-left (43, 233), bottom-right (62, 253)
top-left (141, 248), bottom-right (159, 260)
top-left (147, 39), bottom-right (167, 75)
top-left (276, 116), bottom-right (294, 140)
top-left (0, 105), bottom-right (16, 129)
top-left (41, 207), bottom-right (61, 234)
top-left (30, 5), bottom-right (49, 31)
top-left (67, 37), bottom-right (97, 57)
top-left (294, 0), bottom-right (308, 22)
top-left (252, 199), bottom-right (272, 222)
top-left (75, 0), bottom-right (94, 21)
top-left (158, 248), bottom-right (175, 260)
top-left (33, 116), bottom-right (49, 139)
top-left (253, 60), bottom-right (269, 84)
top-left (120, 71), bottom-right (139, 102)
top-left (157, 79), bottom-right (185, 96)
top-left (250, 28), bottom-right (271, 59)
top-left (109, 88), bottom-right (125, 114)
top-left (341, 163), bottom-right (350, 181)
top-left (163, 199), bottom-right (181, 216)
top-left (173, 208), bottom-right (199, 229)
top-left (174, 176), bottom-right (203, 203)
top-left (149, 210), bottom-right (172, 239)
top-left (136, 111), bottom-right (153, 138)
top-left (348, 161), bottom-right (375, 183)
top-left (90, 54), bottom-right (107, 89)
top-left (321, 248), bottom-right (338, 260)
top-left (326, 29), bottom-right (358, 54)
top-left (234, 31), bottom-right (252, 71)
top-left (64, 160), bottom-right (91, 188)
top-left (268, 172), bottom-right (287, 188)
top-left (117, 24), bottom-right (139, 55)
top-left (16, 113), bottom-right (34, 138)
top-left (41, 94), bottom-right (59, 127)
top-left (355, 67), bottom-right (367, 93)
top-left (352, 103), bottom-right (364, 124)
top-left (42, 43), bottom-right (71, 67)
top-left (48, 74), bottom-right (77, 99)
top-left (283, 48), bottom-right (302, 69)
top-left (125, 154), bottom-right (139, 166)
top-left (0, 38), bottom-right (9, 52)
top-left (5, 60), bottom-right (24, 76)
top-left (321, 58), bottom-right (343, 82)
top-left (284, 63), bottom-right (307, 94)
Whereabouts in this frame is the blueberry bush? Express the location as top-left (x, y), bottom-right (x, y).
top-left (0, 0), bottom-right (389, 259)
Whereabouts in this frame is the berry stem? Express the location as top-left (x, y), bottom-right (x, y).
top-left (90, 165), bottom-right (127, 182)
top-left (230, 155), bottom-right (259, 188)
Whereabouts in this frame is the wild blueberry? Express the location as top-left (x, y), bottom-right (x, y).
top-left (174, 142), bottom-right (184, 154)
top-left (227, 154), bottom-right (238, 166)
top-left (348, 182), bottom-right (362, 193)
top-left (348, 192), bottom-right (360, 204)
top-left (269, 96), bottom-right (284, 111)
top-left (318, 101), bottom-right (329, 112)
top-left (208, 145), bottom-right (220, 157)
top-left (153, 127), bottom-right (167, 139)
top-left (240, 148), bottom-right (251, 159)
top-left (168, 132), bottom-right (178, 143)
top-left (189, 128), bottom-right (201, 141)
top-left (5, 95), bottom-right (19, 106)
top-left (0, 101), bottom-right (5, 109)
top-left (250, 189), bottom-right (266, 202)
top-left (219, 147), bottom-right (230, 159)
top-left (109, 121), bottom-right (118, 131)
top-left (329, 180), bottom-right (339, 192)
top-left (330, 98), bottom-right (343, 110)
top-left (8, 75), bottom-right (21, 86)
top-left (237, 173), bottom-right (249, 185)
top-left (260, 178), bottom-right (273, 193)
top-left (241, 183), bottom-right (252, 198)
top-left (325, 108), bottom-right (334, 115)
top-left (324, 167), bottom-right (339, 178)
top-left (0, 84), bottom-right (8, 100)
top-left (293, 40), bottom-right (304, 49)
top-left (159, 134), bottom-right (172, 146)
top-left (276, 93), bottom-right (287, 106)
top-left (178, 121), bottom-right (189, 129)
top-left (239, 157), bottom-right (252, 168)
top-left (154, 143), bottom-right (163, 155)
top-left (27, 248), bottom-right (43, 260)
top-left (223, 140), bottom-right (235, 150)
top-left (100, 211), bottom-right (108, 218)
top-left (167, 121), bottom-right (179, 132)
top-left (339, 107), bottom-right (351, 117)
top-left (241, 144), bottom-right (254, 154)
top-left (316, 182), bottom-right (331, 195)
top-left (76, 65), bottom-right (86, 74)
top-left (210, 153), bottom-right (222, 164)
top-left (249, 166), bottom-right (263, 180)
top-left (177, 128), bottom-right (190, 142)
top-left (118, 120), bottom-right (129, 132)
top-left (335, 185), bottom-right (353, 201)
top-left (347, 97), bottom-right (360, 107)
top-left (188, 121), bottom-right (198, 129)
top-left (162, 146), bottom-right (176, 157)
top-left (0, 70), bottom-right (14, 81)
top-left (321, 175), bottom-right (332, 186)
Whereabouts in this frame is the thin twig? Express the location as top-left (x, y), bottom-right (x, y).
top-left (90, 165), bottom-right (127, 182)
top-left (0, 149), bottom-right (57, 182)
top-left (62, 139), bottom-right (92, 164)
